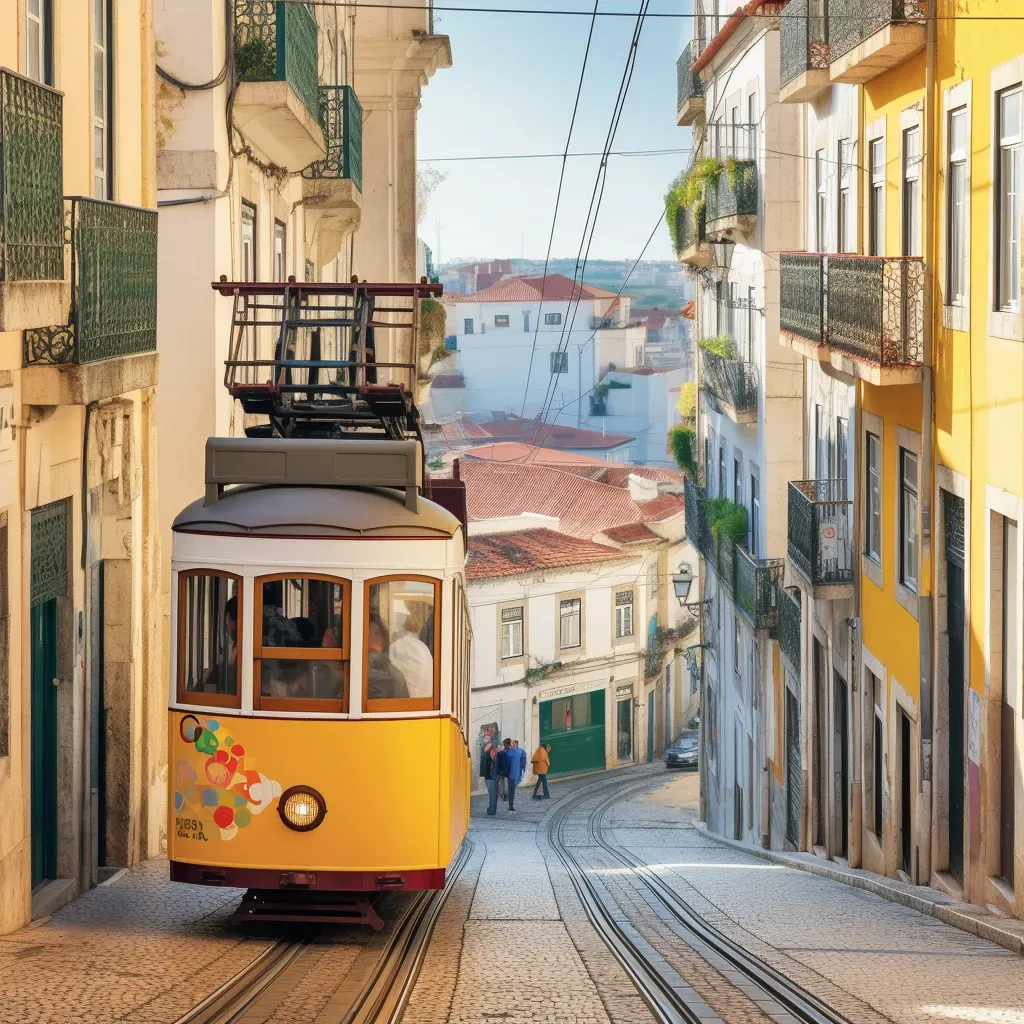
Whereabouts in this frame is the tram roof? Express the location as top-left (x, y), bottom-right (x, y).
top-left (172, 485), bottom-right (460, 539)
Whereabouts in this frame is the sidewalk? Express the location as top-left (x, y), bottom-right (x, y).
top-left (694, 822), bottom-right (1024, 956)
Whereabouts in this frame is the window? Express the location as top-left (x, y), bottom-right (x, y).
top-left (746, 286), bottom-right (756, 364)
top-left (727, 282), bottom-right (737, 339)
top-left (704, 436), bottom-right (713, 490)
top-left (715, 280), bottom-right (724, 333)
top-left (902, 126), bottom-right (922, 257)
top-left (733, 457), bottom-right (742, 504)
top-left (550, 351), bottom-right (568, 374)
top-left (836, 417), bottom-right (849, 493)
top-left (649, 564), bottom-right (658, 600)
top-left (544, 312), bottom-right (562, 325)
top-left (26, 0), bottom-right (51, 84)
top-left (550, 693), bottom-right (591, 732)
top-left (900, 449), bottom-right (919, 591)
top-left (305, 258), bottom-right (316, 283)
top-left (559, 597), bottom-right (582, 649)
top-left (523, 311), bottom-right (531, 332)
top-left (463, 318), bottom-right (474, 335)
top-left (177, 572), bottom-right (241, 706)
top-left (866, 432), bottom-right (882, 562)
top-left (254, 576), bottom-right (349, 710)
top-left (274, 221), bottom-right (286, 282)
top-left (869, 138), bottom-right (885, 256)
top-left (815, 149), bottom-right (827, 251)
top-left (997, 86), bottom-right (1022, 312)
top-left (947, 107), bottom-right (969, 306)
top-left (93, 0), bottom-right (112, 199)
top-left (718, 446), bottom-right (726, 499)
top-left (365, 577), bottom-right (439, 709)
top-left (500, 606), bottom-right (524, 659)
top-left (453, 577), bottom-right (472, 737)
top-left (871, 670), bottom-right (883, 839)
top-left (615, 591), bottom-right (634, 638)
top-left (838, 139), bottom-right (853, 253)
top-left (733, 616), bottom-right (742, 675)
top-left (241, 203), bottom-right (256, 283)
top-left (634, 345), bottom-right (644, 365)
top-left (747, 93), bottom-right (758, 160)
top-left (750, 475), bottom-right (760, 558)
top-left (494, 314), bottom-right (510, 328)
top-left (814, 404), bottom-right (826, 480)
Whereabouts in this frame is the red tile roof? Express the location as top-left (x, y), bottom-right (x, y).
top-left (603, 522), bottom-right (660, 543)
top-left (451, 273), bottom-right (619, 304)
top-left (460, 460), bottom-right (685, 539)
top-left (467, 528), bottom-right (629, 580)
top-left (681, 300), bottom-right (696, 320)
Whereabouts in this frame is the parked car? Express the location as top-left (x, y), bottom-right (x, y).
top-left (664, 729), bottom-right (698, 770)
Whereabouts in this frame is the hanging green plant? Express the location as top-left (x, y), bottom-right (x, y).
top-left (705, 498), bottom-right (748, 542)
top-left (699, 333), bottom-right (739, 359)
top-left (235, 36), bottom-right (276, 81)
top-left (669, 424), bottom-right (697, 479)
top-left (665, 157), bottom-right (726, 252)
top-left (420, 298), bottom-right (448, 363)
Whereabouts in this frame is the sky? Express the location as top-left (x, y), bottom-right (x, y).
top-left (417, 0), bottom-right (694, 265)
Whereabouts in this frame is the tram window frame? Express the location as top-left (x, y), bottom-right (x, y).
top-left (452, 574), bottom-right (472, 743)
top-left (176, 570), bottom-right (243, 709)
top-left (252, 573), bottom-right (351, 713)
top-left (363, 575), bottom-right (442, 714)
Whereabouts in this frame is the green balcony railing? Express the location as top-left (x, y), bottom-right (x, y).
top-left (788, 479), bottom-right (853, 588)
top-left (0, 68), bottom-right (63, 283)
top-left (705, 159), bottom-right (758, 226)
top-left (735, 545), bottom-right (785, 633)
top-left (677, 42), bottom-right (703, 111)
top-left (676, 204), bottom-right (707, 257)
top-left (302, 85), bottom-right (363, 190)
top-left (828, 0), bottom-right (925, 64)
top-left (234, 0), bottom-right (320, 124)
top-left (781, 0), bottom-right (829, 89)
top-left (779, 587), bottom-right (801, 673)
top-left (780, 252), bottom-right (825, 343)
top-left (701, 347), bottom-right (758, 418)
top-left (24, 198), bottom-right (158, 366)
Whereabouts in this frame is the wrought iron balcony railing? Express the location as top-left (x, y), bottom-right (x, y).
top-left (780, 0), bottom-right (829, 89)
top-left (780, 252), bottom-right (825, 343)
top-left (677, 42), bottom-right (703, 110)
top-left (705, 159), bottom-right (758, 227)
top-left (735, 545), bottom-right (785, 633)
top-left (0, 69), bottom-right (63, 283)
top-left (302, 85), bottom-right (363, 190)
top-left (24, 198), bottom-right (158, 366)
top-left (703, 123), bottom-right (759, 162)
top-left (701, 347), bottom-right (758, 418)
top-left (676, 204), bottom-right (707, 257)
top-left (779, 587), bottom-right (801, 673)
top-left (234, 0), bottom-right (320, 124)
top-left (591, 315), bottom-right (643, 330)
top-left (787, 479), bottom-right (854, 589)
top-left (828, 0), bottom-right (925, 64)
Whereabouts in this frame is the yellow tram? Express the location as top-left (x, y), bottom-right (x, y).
top-left (168, 279), bottom-right (471, 921)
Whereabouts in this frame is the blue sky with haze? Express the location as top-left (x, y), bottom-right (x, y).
top-left (417, 1), bottom-right (695, 265)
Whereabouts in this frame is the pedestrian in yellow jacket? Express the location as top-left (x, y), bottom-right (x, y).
top-left (531, 743), bottom-right (552, 800)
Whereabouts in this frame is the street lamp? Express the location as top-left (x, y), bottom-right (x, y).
top-left (710, 238), bottom-right (735, 281)
top-left (672, 562), bottom-right (695, 605)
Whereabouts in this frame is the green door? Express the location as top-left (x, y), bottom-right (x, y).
top-left (31, 600), bottom-right (59, 887)
top-left (540, 689), bottom-right (606, 778)
top-left (646, 690), bottom-right (655, 762)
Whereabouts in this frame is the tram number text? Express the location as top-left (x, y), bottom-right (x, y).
top-left (176, 817), bottom-right (209, 841)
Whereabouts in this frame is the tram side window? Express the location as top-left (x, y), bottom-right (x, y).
top-left (178, 572), bottom-right (241, 705)
top-left (365, 577), bottom-right (439, 709)
top-left (255, 575), bottom-right (349, 710)
top-left (452, 575), bottom-right (472, 738)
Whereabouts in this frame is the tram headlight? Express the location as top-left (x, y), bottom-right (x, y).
top-left (277, 786), bottom-right (327, 832)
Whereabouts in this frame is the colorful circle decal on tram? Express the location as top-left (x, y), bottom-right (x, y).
top-left (174, 716), bottom-right (282, 840)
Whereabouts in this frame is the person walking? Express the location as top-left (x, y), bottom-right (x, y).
top-left (480, 744), bottom-right (500, 816)
top-left (496, 738), bottom-right (515, 812)
top-left (531, 743), bottom-right (552, 800)
top-left (509, 740), bottom-right (527, 810)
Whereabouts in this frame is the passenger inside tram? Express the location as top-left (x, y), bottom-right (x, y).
top-left (389, 601), bottom-right (434, 699)
top-left (366, 614), bottom-right (408, 699)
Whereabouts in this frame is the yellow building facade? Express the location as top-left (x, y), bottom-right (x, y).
top-left (0, 0), bottom-right (162, 931)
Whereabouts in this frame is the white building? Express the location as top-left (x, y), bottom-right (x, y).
top-left (675, 3), bottom-right (804, 844)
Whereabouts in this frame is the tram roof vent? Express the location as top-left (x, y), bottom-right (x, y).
top-left (205, 437), bottom-right (423, 511)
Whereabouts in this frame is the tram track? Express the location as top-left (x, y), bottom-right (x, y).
top-left (548, 772), bottom-right (855, 1024)
top-left (174, 838), bottom-right (473, 1024)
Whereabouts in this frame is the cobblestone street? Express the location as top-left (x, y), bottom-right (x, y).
top-left (3, 767), bottom-right (1023, 1024)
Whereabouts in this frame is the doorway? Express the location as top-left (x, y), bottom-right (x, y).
top-left (734, 720), bottom-right (743, 839)
top-left (834, 671), bottom-right (849, 858)
top-left (900, 710), bottom-right (912, 877)
top-left (646, 690), bottom-right (655, 763)
top-left (945, 496), bottom-right (965, 880)
top-left (31, 600), bottom-right (58, 888)
top-left (616, 697), bottom-right (632, 761)
top-left (1000, 516), bottom-right (1017, 888)
top-left (785, 686), bottom-right (801, 848)
top-left (812, 638), bottom-right (827, 848)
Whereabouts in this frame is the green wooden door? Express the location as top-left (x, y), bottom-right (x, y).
top-left (646, 690), bottom-right (655, 762)
top-left (540, 689), bottom-right (606, 778)
top-left (31, 600), bottom-right (58, 887)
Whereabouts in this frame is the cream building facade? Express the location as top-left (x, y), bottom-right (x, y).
top-left (0, 0), bottom-right (162, 931)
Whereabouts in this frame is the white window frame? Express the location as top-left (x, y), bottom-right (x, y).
top-left (93, 0), bottom-right (111, 199)
top-left (869, 137), bottom-right (885, 257)
top-left (862, 410), bottom-right (884, 590)
top-left (500, 606), bottom-right (524, 661)
top-left (815, 149), bottom-right (827, 252)
top-left (241, 203), bottom-right (256, 283)
top-left (614, 590), bottom-right (634, 639)
top-left (559, 596), bottom-right (583, 650)
top-left (273, 220), bottom-right (286, 283)
top-left (26, 0), bottom-right (49, 84)
top-left (996, 84), bottom-right (1022, 314)
top-left (838, 138), bottom-right (854, 253)
top-left (895, 424), bottom-right (922, 618)
top-left (544, 312), bottom-right (562, 325)
top-left (550, 350), bottom-right (568, 374)
top-left (946, 105), bottom-right (970, 310)
top-left (902, 123), bottom-right (923, 258)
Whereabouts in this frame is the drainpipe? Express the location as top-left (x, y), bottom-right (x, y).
top-left (917, 0), bottom-right (938, 887)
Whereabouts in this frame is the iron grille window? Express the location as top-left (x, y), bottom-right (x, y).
top-left (501, 606), bottom-right (524, 659)
top-left (550, 351), bottom-right (568, 374)
top-left (559, 598), bottom-right (582, 649)
top-left (463, 318), bottom-right (474, 334)
top-left (869, 139), bottom-right (885, 256)
top-left (997, 85), bottom-right (1022, 312)
top-left (815, 149), bottom-right (827, 251)
top-left (900, 448), bottom-right (919, 591)
top-left (494, 314), bottom-right (510, 327)
top-left (838, 139), bottom-right (853, 253)
top-left (902, 126), bottom-right (922, 257)
top-left (615, 591), bottom-right (634, 638)
top-left (544, 312), bottom-right (562, 325)
top-left (866, 432), bottom-right (882, 562)
top-left (947, 107), bottom-right (969, 307)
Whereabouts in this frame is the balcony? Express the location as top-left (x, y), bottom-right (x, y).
top-left (0, 69), bottom-right (68, 332)
top-left (675, 205), bottom-right (712, 269)
top-left (22, 198), bottom-right (158, 405)
top-left (779, 587), bottom-right (802, 674)
top-left (828, 0), bottom-right (926, 84)
top-left (735, 545), bottom-right (785, 634)
top-left (232, 0), bottom-right (325, 172)
top-left (705, 159), bottom-right (757, 241)
top-left (302, 85), bottom-right (363, 262)
top-left (787, 479), bottom-right (854, 600)
top-left (780, 0), bottom-right (830, 103)
top-left (779, 253), bottom-right (924, 385)
top-left (700, 347), bottom-right (758, 425)
top-left (676, 43), bottom-right (704, 127)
